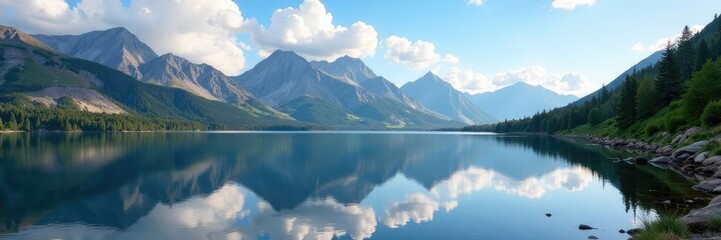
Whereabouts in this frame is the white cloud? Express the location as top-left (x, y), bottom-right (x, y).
top-left (251, 198), bottom-right (377, 240)
top-left (632, 25), bottom-right (704, 52)
top-left (441, 65), bottom-right (594, 96)
top-left (545, 72), bottom-right (593, 96)
top-left (435, 166), bottom-right (592, 199)
top-left (246, 0), bottom-right (378, 62)
top-left (443, 53), bottom-right (460, 64)
top-left (467, 0), bottom-right (485, 6)
top-left (383, 193), bottom-right (440, 228)
top-left (383, 35), bottom-right (442, 70)
top-left (443, 67), bottom-right (494, 94)
top-left (0, 0), bottom-right (251, 75)
top-left (551, 0), bottom-right (596, 10)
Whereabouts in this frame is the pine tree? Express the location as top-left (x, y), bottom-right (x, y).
top-left (0, 117), bottom-right (4, 130)
top-left (655, 42), bottom-right (682, 107)
top-left (617, 75), bottom-right (638, 129)
top-left (7, 114), bottom-right (18, 130)
top-left (635, 75), bottom-right (657, 120)
top-left (677, 26), bottom-right (696, 81)
top-left (588, 107), bottom-right (603, 125)
top-left (21, 117), bottom-right (31, 131)
top-left (697, 39), bottom-right (710, 71)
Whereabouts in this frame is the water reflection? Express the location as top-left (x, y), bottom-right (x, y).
top-left (0, 132), bottom-right (710, 239)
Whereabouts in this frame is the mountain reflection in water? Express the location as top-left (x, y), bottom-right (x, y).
top-left (0, 132), bottom-right (710, 240)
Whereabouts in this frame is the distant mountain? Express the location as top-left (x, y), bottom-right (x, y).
top-left (310, 56), bottom-right (377, 83)
top-left (574, 50), bottom-right (663, 105)
top-left (0, 26), bottom-right (295, 129)
top-left (310, 56), bottom-right (436, 114)
top-left (33, 27), bottom-right (158, 79)
top-left (466, 82), bottom-right (578, 121)
top-left (235, 50), bottom-right (461, 129)
top-left (401, 72), bottom-right (497, 125)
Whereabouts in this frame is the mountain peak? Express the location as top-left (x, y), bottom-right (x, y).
top-left (0, 25), bottom-right (55, 51)
top-left (418, 71), bottom-right (444, 83)
top-left (309, 55), bottom-right (377, 83)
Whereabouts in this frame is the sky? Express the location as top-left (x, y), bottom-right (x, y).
top-left (0, 0), bottom-right (719, 97)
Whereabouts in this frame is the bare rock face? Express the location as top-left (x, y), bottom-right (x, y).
top-left (34, 27), bottom-right (158, 80)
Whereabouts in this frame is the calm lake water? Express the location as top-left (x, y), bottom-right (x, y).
top-left (0, 132), bottom-right (712, 240)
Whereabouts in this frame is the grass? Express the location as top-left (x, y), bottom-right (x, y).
top-left (3, 59), bottom-right (93, 92)
top-left (710, 216), bottom-right (721, 232)
top-left (633, 214), bottom-right (688, 240)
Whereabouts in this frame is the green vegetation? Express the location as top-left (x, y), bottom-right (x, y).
top-left (634, 214), bottom-right (688, 240)
top-left (709, 216), bottom-right (721, 232)
top-left (464, 15), bottom-right (721, 141)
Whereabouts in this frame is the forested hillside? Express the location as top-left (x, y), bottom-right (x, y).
top-left (465, 14), bottom-right (721, 139)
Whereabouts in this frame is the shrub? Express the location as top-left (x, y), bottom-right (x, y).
top-left (702, 100), bottom-right (721, 128)
top-left (665, 116), bottom-right (686, 133)
top-left (634, 214), bottom-right (688, 240)
top-left (645, 124), bottom-right (661, 136)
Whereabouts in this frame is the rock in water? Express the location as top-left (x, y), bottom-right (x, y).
top-left (626, 228), bottom-right (642, 236)
top-left (545, 213), bottom-right (552, 217)
top-left (618, 229), bottom-right (625, 233)
top-left (588, 236), bottom-right (598, 239)
top-left (578, 224), bottom-right (594, 230)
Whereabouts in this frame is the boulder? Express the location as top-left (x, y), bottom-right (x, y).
top-left (703, 156), bottom-right (721, 166)
top-left (685, 126), bottom-right (703, 136)
top-left (682, 195), bottom-right (721, 231)
top-left (672, 134), bottom-right (688, 145)
top-left (588, 236), bottom-right (598, 240)
top-left (619, 229), bottom-right (625, 233)
top-left (545, 213), bottom-right (552, 217)
top-left (703, 164), bottom-right (721, 173)
top-left (626, 228), bottom-right (643, 236)
top-left (659, 146), bottom-right (674, 156)
top-left (649, 156), bottom-right (672, 164)
top-left (692, 179), bottom-right (721, 193)
top-left (672, 141), bottom-right (709, 159)
top-left (578, 224), bottom-right (594, 230)
top-left (695, 152), bottom-right (711, 164)
top-left (635, 156), bottom-right (648, 164)
top-left (675, 153), bottom-right (691, 162)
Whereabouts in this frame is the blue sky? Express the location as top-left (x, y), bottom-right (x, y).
top-left (5, 0), bottom-right (721, 96)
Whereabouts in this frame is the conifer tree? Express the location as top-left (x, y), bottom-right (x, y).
top-left (7, 114), bottom-right (18, 130)
top-left (635, 76), bottom-right (657, 119)
top-left (655, 42), bottom-right (682, 107)
top-left (617, 75), bottom-right (638, 128)
top-left (697, 39), bottom-right (710, 71)
top-left (678, 26), bottom-right (696, 81)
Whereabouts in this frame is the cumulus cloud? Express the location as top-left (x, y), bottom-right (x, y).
top-left (383, 35), bottom-right (442, 70)
top-left (246, 0), bottom-right (378, 62)
top-left (467, 0), bottom-right (486, 6)
top-left (383, 193), bottom-right (440, 228)
top-left (443, 67), bottom-right (494, 94)
top-left (551, 0), bottom-right (596, 10)
top-left (440, 65), bottom-right (594, 96)
top-left (251, 198), bottom-right (377, 240)
top-left (443, 53), bottom-right (460, 64)
top-left (631, 25), bottom-right (704, 52)
top-left (435, 166), bottom-right (592, 199)
top-left (0, 0), bottom-right (251, 75)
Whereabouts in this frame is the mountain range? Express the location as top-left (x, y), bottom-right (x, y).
top-left (466, 82), bottom-right (578, 121)
top-left (1, 25), bottom-right (579, 130)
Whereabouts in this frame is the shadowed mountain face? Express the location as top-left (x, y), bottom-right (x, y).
top-left (401, 72), bottom-right (497, 125)
top-left (0, 132), bottom-right (707, 237)
top-left (234, 51), bottom-right (461, 129)
top-left (466, 82), bottom-right (579, 121)
top-left (33, 27), bottom-right (158, 79)
top-left (311, 56), bottom-right (438, 115)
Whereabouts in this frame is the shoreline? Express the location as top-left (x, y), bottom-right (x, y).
top-left (562, 129), bottom-right (721, 238)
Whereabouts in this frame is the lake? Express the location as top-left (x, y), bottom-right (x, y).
top-left (0, 132), bottom-right (711, 240)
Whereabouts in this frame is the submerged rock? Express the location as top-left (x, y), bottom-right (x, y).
top-left (635, 156), bottom-right (649, 164)
top-left (545, 213), bottom-right (552, 217)
top-left (619, 229), bottom-right (625, 233)
top-left (588, 236), bottom-right (598, 239)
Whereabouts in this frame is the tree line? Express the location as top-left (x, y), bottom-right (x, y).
top-left (465, 15), bottom-right (721, 135)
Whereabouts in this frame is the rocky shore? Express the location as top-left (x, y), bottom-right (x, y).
top-left (569, 127), bottom-right (721, 237)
